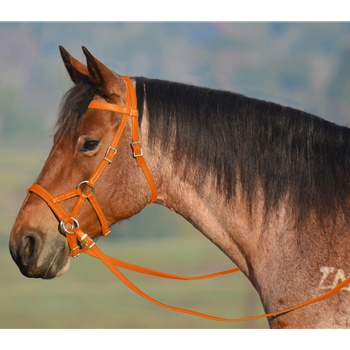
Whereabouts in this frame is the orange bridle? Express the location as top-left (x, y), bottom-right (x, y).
top-left (27, 76), bottom-right (157, 257)
top-left (26, 75), bottom-right (350, 324)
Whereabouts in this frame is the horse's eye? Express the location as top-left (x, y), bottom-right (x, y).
top-left (82, 140), bottom-right (100, 152)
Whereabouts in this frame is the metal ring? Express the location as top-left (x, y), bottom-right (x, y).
top-left (59, 217), bottom-right (80, 235)
top-left (76, 180), bottom-right (95, 194)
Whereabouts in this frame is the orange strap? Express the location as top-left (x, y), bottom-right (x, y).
top-left (86, 101), bottom-right (138, 117)
top-left (68, 227), bottom-right (350, 322)
top-left (28, 151), bottom-right (350, 322)
top-left (28, 183), bottom-right (111, 243)
top-left (82, 245), bottom-right (240, 280)
top-left (88, 76), bottom-right (157, 203)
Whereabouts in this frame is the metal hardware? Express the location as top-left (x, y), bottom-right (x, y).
top-left (104, 146), bottom-right (117, 163)
top-left (76, 180), bottom-right (95, 194)
top-left (59, 217), bottom-right (80, 235)
top-left (70, 246), bottom-right (80, 258)
top-left (131, 141), bottom-right (143, 158)
top-left (102, 229), bottom-right (111, 237)
top-left (80, 233), bottom-right (96, 249)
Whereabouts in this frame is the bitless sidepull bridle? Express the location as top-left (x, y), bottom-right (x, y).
top-left (26, 76), bottom-right (350, 323)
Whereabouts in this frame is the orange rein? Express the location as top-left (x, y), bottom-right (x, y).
top-left (27, 76), bottom-right (350, 323)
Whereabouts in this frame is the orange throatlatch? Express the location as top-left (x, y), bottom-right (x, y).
top-left (27, 76), bottom-right (350, 323)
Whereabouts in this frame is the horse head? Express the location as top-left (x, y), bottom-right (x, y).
top-left (9, 47), bottom-right (154, 278)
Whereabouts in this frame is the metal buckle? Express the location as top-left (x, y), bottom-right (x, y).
top-left (80, 233), bottom-right (96, 249)
top-left (104, 146), bottom-right (117, 163)
top-left (131, 141), bottom-right (143, 158)
top-left (102, 229), bottom-right (111, 237)
top-left (70, 246), bottom-right (81, 258)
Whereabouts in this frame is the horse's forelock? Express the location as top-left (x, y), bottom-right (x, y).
top-left (54, 79), bottom-right (97, 143)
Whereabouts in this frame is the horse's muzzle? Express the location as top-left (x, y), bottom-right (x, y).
top-left (9, 229), bottom-right (70, 279)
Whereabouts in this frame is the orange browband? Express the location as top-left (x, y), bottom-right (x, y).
top-left (27, 76), bottom-right (350, 323)
top-left (88, 77), bottom-right (157, 203)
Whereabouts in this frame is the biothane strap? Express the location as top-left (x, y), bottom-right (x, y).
top-left (27, 185), bottom-right (240, 276)
top-left (71, 227), bottom-right (350, 323)
top-left (27, 75), bottom-right (350, 322)
top-left (27, 75), bottom-right (156, 250)
top-left (88, 76), bottom-right (157, 203)
top-left (28, 159), bottom-right (350, 323)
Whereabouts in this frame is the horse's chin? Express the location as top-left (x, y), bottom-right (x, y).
top-left (56, 261), bottom-right (71, 277)
top-left (44, 257), bottom-right (71, 279)
top-left (35, 242), bottom-right (71, 279)
top-left (18, 253), bottom-right (71, 280)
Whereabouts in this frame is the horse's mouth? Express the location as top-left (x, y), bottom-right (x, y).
top-left (42, 243), bottom-right (71, 279)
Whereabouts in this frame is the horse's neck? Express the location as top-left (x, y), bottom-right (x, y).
top-left (143, 131), bottom-right (266, 279)
top-left (151, 159), bottom-right (281, 281)
top-left (141, 113), bottom-right (350, 328)
top-left (156, 170), bottom-right (251, 270)
top-left (141, 112), bottom-right (285, 293)
top-left (151, 161), bottom-right (350, 327)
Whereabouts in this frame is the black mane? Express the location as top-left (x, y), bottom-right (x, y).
top-left (136, 77), bottom-right (350, 227)
top-left (55, 76), bottom-right (350, 228)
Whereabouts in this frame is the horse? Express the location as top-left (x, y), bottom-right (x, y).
top-left (9, 46), bottom-right (350, 328)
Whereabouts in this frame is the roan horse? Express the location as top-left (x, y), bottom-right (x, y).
top-left (9, 46), bottom-right (350, 328)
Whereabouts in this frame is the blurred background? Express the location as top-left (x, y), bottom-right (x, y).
top-left (1, 22), bottom-right (350, 329)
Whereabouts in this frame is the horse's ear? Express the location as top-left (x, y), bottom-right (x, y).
top-left (59, 46), bottom-right (89, 84)
top-left (82, 46), bottom-right (126, 101)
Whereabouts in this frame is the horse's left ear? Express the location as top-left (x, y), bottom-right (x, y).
top-left (82, 46), bottom-right (126, 102)
top-left (59, 46), bottom-right (89, 84)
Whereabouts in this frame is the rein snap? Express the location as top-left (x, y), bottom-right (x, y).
top-left (27, 75), bottom-right (350, 323)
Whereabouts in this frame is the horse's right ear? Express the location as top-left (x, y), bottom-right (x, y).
top-left (59, 46), bottom-right (89, 84)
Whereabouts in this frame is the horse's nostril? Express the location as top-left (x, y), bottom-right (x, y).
top-left (18, 231), bottom-right (43, 268)
top-left (21, 236), bottom-right (36, 266)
